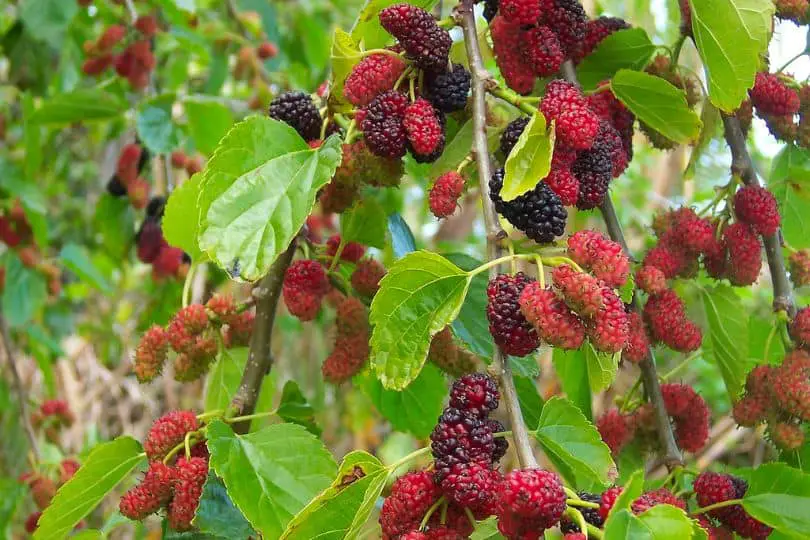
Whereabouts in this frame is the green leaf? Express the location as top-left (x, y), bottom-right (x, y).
top-left (162, 173), bottom-right (206, 262)
top-left (2, 254), bottom-right (47, 328)
top-left (137, 94), bottom-right (181, 154)
top-left (610, 470), bottom-right (645, 518)
top-left (193, 474), bottom-right (255, 538)
top-left (204, 347), bottom-right (248, 412)
top-left (341, 198), bottom-right (388, 249)
top-left (0, 477), bottom-right (24, 536)
top-left (22, 93), bottom-right (42, 180)
top-left (444, 253), bottom-right (493, 358)
top-left (33, 437), bottom-right (145, 540)
top-left (701, 284), bottom-right (750, 398)
top-left (281, 451), bottom-right (388, 539)
top-left (370, 251), bottom-right (471, 389)
top-left (501, 111), bottom-right (554, 201)
top-left (185, 98), bottom-right (234, 155)
top-left (351, 0), bottom-right (438, 49)
top-left (29, 89), bottom-right (126, 125)
top-left (198, 124), bottom-right (341, 281)
top-left (327, 29), bottom-right (363, 113)
top-left (552, 348), bottom-right (593, 420)
top-left (94, 195), bottom-right (134, 258)
top-left (604, 505), bottom-right (697, 540)
top-left (513, 375), bottom-right (543, 429)
top-left (429, 120), bottom-right (474, 178)
top-left (361, 362), bottom-right (447, 438)
top-left (532, 396), bottom-right (614, 491)
top-left (207, 421), bottom-right (336, 539)
top-left (742, 463), bottom-right (810, 538)
top-left (277, 380), bottom-right (320, 435)
top-left (770, 145), bottom-right (810, 250)
top-left (611, 70), bottom-right (702, 144)
top-left (59, 244), bottom-right (113, 294)
top-left (20, 0), bottom-right (77, 47)
top-left (387, 214), bottom-right (417, 259)
top-left (584, 343), bottom-right (619, 394)
top-left (577, 28), bottom-right (656, 90)
top-left (690, 0), bottom-right (774, 111)
top-left (470, 517), bottom-right (506, 539)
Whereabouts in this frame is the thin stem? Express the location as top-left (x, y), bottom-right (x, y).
top-left (0, 315), bottom-right (40, 461)
top-left (488, 85), bottom-right (537, 115)
top-left (660, 351), bottom-right (701, 382)
top-left (599, 195), bottom-right (684, 469)
top-left (388, 446), bottom-right (431, 471)
top-left (456, 0), bottom-right (536, 468)
top-left (620, 375), bottom-right (644, 413)
top-left (182, 262), bottom-right (196, 308)
top-left (670, 34), bottom-right (687, 66)
top-left (567, 499), bottom-right (601, 509)
top-left (469, 253), bottom-right (536, 277)
top-left (230, 240), bottom-right (298, 434)
top-left (721, 114), bottom-right (796, 317)
top-left (763, 320), bottom-right (777, 363)
top-left (692, 499), bottom-right (743, 515)
top-left (777, 51), bottom-right (806, 73)
top-left (419, 497), bottom-right (446, 531)
top-left (225, 410), bottom-right (277, 424)
top-left (564, 507), bottom-right (604, 539)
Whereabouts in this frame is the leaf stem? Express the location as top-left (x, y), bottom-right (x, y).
top-left (488, 85), bottom-right (537, 115)
top-left (388, 446), bottom-right (431, 471)
top-left (691, 499), bottom-right (743, 515)
top-left (419, 496), bottom-right (446, 531)
top-left (225, 410), bottom-right (277, 424)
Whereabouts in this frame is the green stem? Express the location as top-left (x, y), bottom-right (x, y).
top-left (620, 375), bottom-right (644, 413)
top-left (660, 352), bottom-right (701, 382)
top-left (455, 154), bottom-right (475, 174)
top-left (564, 507), bottom-right (604, 539)
top-left (225, 410), bottom-right (277, 424)
top-left (469, 253), bottom-right (537, 277)
top-left (419, 497), bottom-right (446, 531)
top-left (197, 409), bottom-right (226, 422)
top-left (361, 48), bottom-right (407, 60)
top-left (388, 446), bottom-right (431, 471)
top-left (692, 499), bottom-right (743, 515)
top-left (182, 262), bottom-right (196, 308)
top-left (488, 85), bottom-right (537, 115)
top-left (778, 51), bottom-right (806, 73)
top-left (567, 499), bottom-right (600, 509)
top-left (670, 34), bottom-right (687, 66)
top-left (762, 320), bottom-right (778, 363)
top-left (328, 239), bottom-right (346, 272)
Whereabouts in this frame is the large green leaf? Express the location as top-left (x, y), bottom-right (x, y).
top-left (341, 198), bottom-right (388, 250)
top-left (501, 111), bottom-right (554, 202)
top-left (59, 244), bottom-right (113, 294)
top-left (29, 90), bottom-right (126, 125)
top-left (185, 98), bottom-right (234, 155)
top-left (552, 348), bottom-right (593, 420)
top-left (611, 70), bottom-right (702, 144)
top-left (604, 506), bottom-right (698, 540)
top-left (33, 437), bottom-right (145, 539)
top-left (281, 451), bottom-right (388, 539)
top-left (204, 348), bottom-right (248, 411)
top-left (162, 173), bottom-right (206, 261)
top-left (361, 362), bottom-right (447, 438)
top-left (690, 0), bottom-right (774, 111)
top-left (532, 397), bottom-right (614, 491)
top-left (206, 421), bottom-right (336, 539)
top-left (370, 251), bottom-right (471, 389)
top-left (444, 253), bottom-right (493, 358)
top-left (137, 94), bottom-right (181, 154)
top-left (2, 254), bottom-right (47, 328)
top-left (701, 285), bottom-right (750, 398)
top-left (770, 145), bottom-right (810, 250)
top-left (198, 120), bottom-right (341, 281)
top-left (742, 463), bottom-right (810, 538)
top-left (20, 0), bottom-right (77, 47)
top-left (350, 0), bottom-right (438, 49)
top-left (193, 474), bottom-right (255, 538)
top-left (584, 343), bottom-right (619, 394)
top-left (577, 28), bottom-right (656, 90)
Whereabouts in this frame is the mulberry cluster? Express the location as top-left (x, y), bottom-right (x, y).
top-left (107, 142), bottom-right (152, 210)
top-left (0, 200), bottom-right (62, 296)
top-left (379, 4), bottom-right (452, 72)
top-left (486, 272), bottom-right (541, 357)
top-left (169, 149), bottom-right (206, 178)
top-left (566, 230), bottom-right (630, 289)
top-left (120, 422), bottom-right (209, 533)
top-left (82, 18), bottom-right (158, 89)
top-left (351, 258), bottom-right (387, 297)
top-left (427, 327), bottom-right (478, 377)
top-left (322, 297), bottom-right (371, 383)
top-left (747, 72), bottom-right (810, 146)
top-left (643, 289), bottom-right (702, 353)
top-left (320, 140), bottom-right (404, 213)
top-left (429, 171), bottom-right (465, 218)
top-left (734, 185), bottom-right (781, 237)
top-left (597, 383), bottom-right (710, 455)
top-left (490, 168), bottom-right (567, 243)
top-left (344, 53), bottom-right (407, 107)
top-left (32, 399), bottom-right (75, 431)
top-left (268, 91), bottom-right (322, 142)
top-left (732, 349), bottom-right (810, 450)
top-left (489, 0), bottom-right (587, 94)
top-left (283, 260), bottom-right (331, 321)
top-left (693, 472), bottom-right (772, 538)
top-left (133, 294), bottom-right (254, 384)
top-left (135, 197), bottom-right (190, 282)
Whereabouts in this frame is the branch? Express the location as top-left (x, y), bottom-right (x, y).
top-left (456, 0), bottom-right (537, 468)
top-left (558, 59), bottom-right (684, 467)
top-left (230, 240), bottom-right (297, 434)
top-left (721, 114), bottom-right (796, 317)
top-left (0, 314), bottom-right (40, 461)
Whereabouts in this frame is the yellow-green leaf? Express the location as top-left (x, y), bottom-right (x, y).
top-left (501, 112), bottom-right (554, 202)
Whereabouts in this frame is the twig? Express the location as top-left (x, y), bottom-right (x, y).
top-left (456, 0), bottom-right (537, 468)
top-left (0, 314), bottom-right (40, 461)
top-left (721, 114), bottom-right (796, 316)
top-left (553, 59), bottom-right (684, 467)
top-left (230, 240), bottom-right (297, 434)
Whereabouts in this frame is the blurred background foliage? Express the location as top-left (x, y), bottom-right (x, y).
top-left (1, 0), bottom-right (809, 536)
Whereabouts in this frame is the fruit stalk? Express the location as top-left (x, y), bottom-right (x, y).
top-left (457, 0), bottom-right (538, 468)
top-left (230, 240), bottom-right (297, 434)
top-left (721, 113), bottom-right (796, 316)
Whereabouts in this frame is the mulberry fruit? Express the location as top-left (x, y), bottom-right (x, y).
top-left (268, 91), bottom-right (322, 141)
top-left (143, 410), bottom-right (199, 461)
top-left (734, 185), bottom-right (781, 237)
top-left (134, 325), bottom-right (169, 383)
top-left (490, 168), bottom-right (567, 243)
top-left (500, 117), bottom-right (530, 158)
top-left (379, 4), bottom-right (452, 72)
top-left (282, 260), bottom-right (330, 321)
top-left (344, 53), bottom-right (407, 107)
top-left (168, 456), bottom-right (208, 531)
top-left (519, 281), bottom-right (586, 350)
top-left (486, 272), bottom-right (540, 357)
top-left (424, 63), bottom-right (471, 113)
top-left (750, 72), bottom-right (801, 116)
top-left (449, 373), bottom-right (499, 418)
top-left (379, 470), bottom-right (441, 537)
top-left (362, 90), bottom-right (409, 158)
top-left (351, 258), bottom-right (386, 297)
